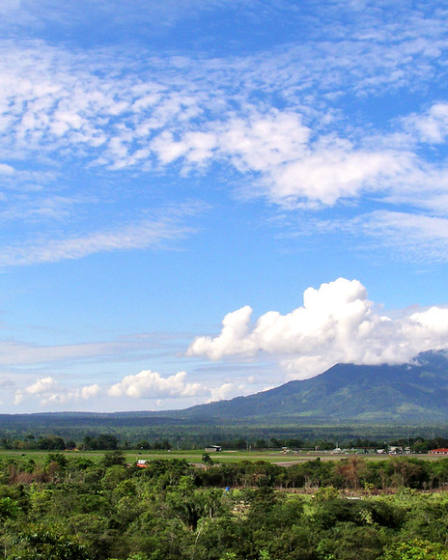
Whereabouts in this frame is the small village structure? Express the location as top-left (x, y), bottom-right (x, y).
top-left (204, 445), bottom-right (222, 452)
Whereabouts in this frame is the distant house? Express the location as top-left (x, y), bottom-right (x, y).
top-left (205, 445), bottom-right (222, 452)
top-left (388, 446), bottom-right (403, 455)
top-left (429, 449), bottom-right (448, 455)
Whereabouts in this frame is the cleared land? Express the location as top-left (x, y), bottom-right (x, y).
top-left (0, 448), bottom-right (442, 466)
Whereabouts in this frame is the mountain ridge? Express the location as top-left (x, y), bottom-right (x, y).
top-left (179, 350), bottom-right (448, 422)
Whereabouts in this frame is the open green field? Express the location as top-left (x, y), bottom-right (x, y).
top-left (0, 448), bottom-right (441, 467)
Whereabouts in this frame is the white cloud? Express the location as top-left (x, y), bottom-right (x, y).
top-left (208, 382), bottom-right (249, 403)
top-left (24, 376), bottom-right (57, 395)
top-left (108, 370), bottom-right (204, 399)
top-left (14, 376), bottom-right (100, 406)
top-left (188, 278), bottom-right (448, 379)
top-left (218, 112), bottom-right (310, 171)
top-left (80, 384), bottom-right (101, 399)
top-left (0, 17), bottom-right (445, 268)
top-left (187, 305), bottom-right (255, 361)
top-left (247, 142), bottom-right (406, 208)
top-left (147, 109), bottom-right (423, 209)
top-left (402, 103), bottom-right (448, 144)
top-left (0, 30), bottom-right (446, 211)
top-left (147, 107), bottom-right (448, 212)
top-left (12, 368), bottom-right (248, 409)
top-left (0, 163), bottom-right (14, 174)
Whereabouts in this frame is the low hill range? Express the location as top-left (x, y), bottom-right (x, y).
top-left (180, 350), bottom-right (448, 423)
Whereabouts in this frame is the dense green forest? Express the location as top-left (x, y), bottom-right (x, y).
top-left (3, 412), bottom-right (448, 449)
top-left (3, 452), bottom-right (448, 559)
top-left (3, 431), bottom-right (448, 455)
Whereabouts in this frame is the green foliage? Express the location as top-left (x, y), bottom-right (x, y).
top-left (84, 434), bottom-right (119, 450)
top-left (7, 528), bottom-right (89, 560)
top-left (37, 436), bottom-right (66, 450)
top-left (101, 450), bottom-right (126, 467)
top-left (2, 451), bottom-right (448, 560)
top-left (317, 523), bottom-right (386, 560)
top-left (46, 452), bottom-right (68, 469)
top-left (381, 539), bottom-right (448, 560)
top-left (314, 486), bottom-right (340, 502)
top-left (202, 452), bottom-right (214, 465)
top-left (0, 496), bottom-right (20, 520)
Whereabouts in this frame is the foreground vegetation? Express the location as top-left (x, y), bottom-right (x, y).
top-left (3, 452), bottom-right (448, 559)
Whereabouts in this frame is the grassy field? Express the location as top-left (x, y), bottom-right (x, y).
top-left (0, 448), bottom-right (440, 467)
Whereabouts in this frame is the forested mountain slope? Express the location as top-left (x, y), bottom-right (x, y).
top-left (181, 351), bottom-right (448, 422)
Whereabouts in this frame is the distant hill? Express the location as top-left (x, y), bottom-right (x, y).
top-left (179, 350), bottom-right (448, 423)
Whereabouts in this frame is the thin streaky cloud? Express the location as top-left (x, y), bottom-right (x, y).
top-left (361, 211), bottom-right (448, 263)
top-left (277, 210), bottom-right (448, 265)
top-left (0, 211), bottom-right (199, 267)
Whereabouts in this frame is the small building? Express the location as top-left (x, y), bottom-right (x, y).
top-left (388, 446), bottom-right (403, 455)
top-left (429, 448), bottom-right (448, 455)
top-left (137, 459), bottom-right (149, 467)
top-left (205, 445), bottom-right (222, 453)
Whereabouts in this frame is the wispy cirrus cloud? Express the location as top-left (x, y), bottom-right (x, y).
top-left (0, 329), bottom-right (189, 371)
top-left (0, 202), bottom-right (202, 267)
top-left (289, 211), bottom-right (448, 264)
top-left (360, 211), bottom-right (448, 263)
top-left (0, 339), bottom-right (141, 367)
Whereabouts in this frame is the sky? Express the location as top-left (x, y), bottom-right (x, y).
top-left (1, 0), bottom-right (448, 413)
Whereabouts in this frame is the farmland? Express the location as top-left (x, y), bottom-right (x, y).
top-left (0, 447), bottom-right (443, 467)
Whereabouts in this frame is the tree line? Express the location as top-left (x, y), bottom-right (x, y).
top-left (3, 432), bottom-right (448, 452)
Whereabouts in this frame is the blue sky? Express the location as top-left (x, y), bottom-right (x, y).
top-left (1, 0), bottom-right (448, 412)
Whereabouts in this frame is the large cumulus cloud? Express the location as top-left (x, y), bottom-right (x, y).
top-left (187, 278), bottom-right (448, 378)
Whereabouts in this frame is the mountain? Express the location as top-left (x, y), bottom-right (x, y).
top-left (180, 350), bottom-right (448, 423)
